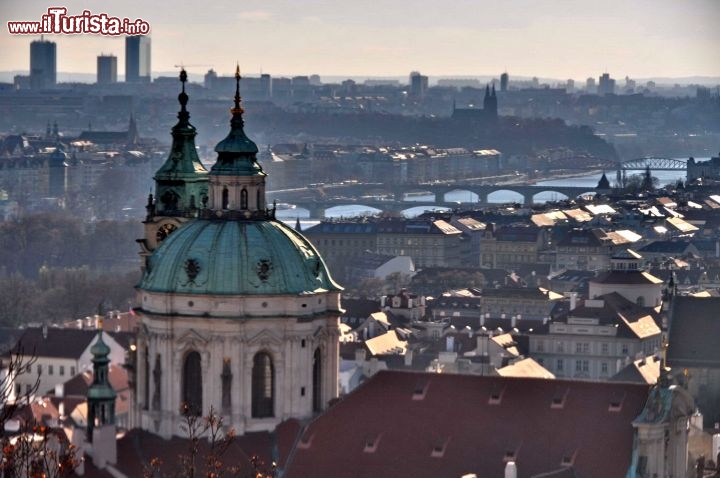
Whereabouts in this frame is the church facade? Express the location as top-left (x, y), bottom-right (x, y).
top-left (131, 68), bottom-right (343, 438)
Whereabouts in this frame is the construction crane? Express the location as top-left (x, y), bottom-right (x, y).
top-left (173, 64), bottom-right (214, 71)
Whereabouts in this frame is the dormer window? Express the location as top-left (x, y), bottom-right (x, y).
top-left (608, 392), bottom-right (625, 412)
top-left (412, 379), bottom-right (430, 401)
top-left (364, 433), bottom-right (381, 453)
top-left (431, 437), bottom-right (449, 458)
top-left (551, 387), bottom-right (569, 409)
top-left (488, 384), bottom-right (505, 405)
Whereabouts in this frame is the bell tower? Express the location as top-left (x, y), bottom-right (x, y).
top-left (140, 69), bottom-right (209, 263)
top-left (208, 65), bottom-right (268, 216)
top-left (85, 325), bottom-right (117, 468)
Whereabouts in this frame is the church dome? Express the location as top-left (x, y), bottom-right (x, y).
top-left (139, 218), bottom-right (341, 296)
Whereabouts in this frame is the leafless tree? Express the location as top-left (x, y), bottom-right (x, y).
top-left (0, 344), bottom-right (79, 477)
top-left (143, 405), bottom-right (276, 478)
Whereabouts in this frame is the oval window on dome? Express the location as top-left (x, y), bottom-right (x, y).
top-left (256, 259), bottom-right (273, 282)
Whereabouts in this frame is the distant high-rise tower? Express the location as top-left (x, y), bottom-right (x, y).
top-left (97, 54), bottom-right (118, 84)
top-left (30, 38), bottom-right (56, 90)
top-left (204, 68), bottom-right (218, 89)
top-left (500, 72), bottom-right (509, 92)
top-left (597, 73), bottom-right (615, 96)
top-left (409, 71), bottom-right (428, 99)
top-left (586, 77), bottom-right (596, 94)
top-left (125, 35), bottom-right (151, 83)
top-left (483, 84), bottom-right (498, 119)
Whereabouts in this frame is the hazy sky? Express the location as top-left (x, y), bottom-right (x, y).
top-left (2, 0), bottom-right (719, 80)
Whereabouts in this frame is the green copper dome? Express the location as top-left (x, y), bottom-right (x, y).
top-left (139, 219), bottom-right (341, 296)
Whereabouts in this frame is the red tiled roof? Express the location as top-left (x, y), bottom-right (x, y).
top-left (591, 270), bottom-right (663, 285)
top-left (109, 427), bottom-right (276, 477)
top-left (284, 371), bottom-right (649, 478)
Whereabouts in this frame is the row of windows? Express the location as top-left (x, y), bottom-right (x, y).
top-left (536, 340), bottom-right (630, 356)
top-left (555, 359), bottom-right (610, 375)
top-left (220, 187), bottom-right (260, 210)
top-left (317, 239), bottom-right (374, 247)
top-left (36, 364), bottom-right (75, 377)
top-left (181, 349), bottom-right (324, 418)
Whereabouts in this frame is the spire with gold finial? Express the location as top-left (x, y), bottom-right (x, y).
top-left (231, 63), bottom-right (244, 115)
top-left (213, 64), bottom-right (259, 157)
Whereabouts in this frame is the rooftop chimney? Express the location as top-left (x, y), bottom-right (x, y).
top-left (505, 461), bottom-right (517, 478)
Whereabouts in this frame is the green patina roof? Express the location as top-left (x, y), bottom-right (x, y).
top-left (210, 113), bottom-right (263, 176)
top-left (139, 219), bottom-right (342, 297)
top-left (210, 71), bottom-right (263, 177)
top-left (214, 115), bottom-right (259, 155)
top-left (154, 73), bottom-right (209, 181)
top-left (154, 122), bottom-right (209, 179)
top-left (88, 332), bottom-right (116, 400)
top-left (90, 332), bottom-right (111, 358)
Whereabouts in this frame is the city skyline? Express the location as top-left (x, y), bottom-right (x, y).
top-left (2, 0), bottom-right (719, 81)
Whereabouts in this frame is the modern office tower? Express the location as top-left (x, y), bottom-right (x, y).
top-left (97, 54), bottom-right (118, 84)
top-left (500, 72), bottom-right (509, 92)
top-left (292, 75), bottom-right (312, 100)
top-left (586, 77), bottom-right (596, 93)
top-left (30, 37), bottom-right (56, 90)
top-left (273, 77), bottom-right (292, 100)
top-left (125, 35), bottom-right (151, 83)
top-left (204, 68), bottom-right (218, 89)
top-left (260, 74), bottom-right (272, 99)
top-left (409, 71), bottom-right (429, 99)
top-left (598, 73), bottom-right (616, 96)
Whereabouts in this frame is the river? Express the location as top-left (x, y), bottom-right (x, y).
top-left (277, 158), bottom-right (697, 227)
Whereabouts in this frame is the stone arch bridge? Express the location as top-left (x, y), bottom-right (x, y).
top-left (270, 182), bottom-right (607, 218)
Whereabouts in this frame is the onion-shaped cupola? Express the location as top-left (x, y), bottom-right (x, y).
top-left (152, 69), bottom-right (209, 217)
top-left (208, 66), bottom-right (268, 215)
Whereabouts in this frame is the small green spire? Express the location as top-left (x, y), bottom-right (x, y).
top-left (212, 65), bottom-right (262, 174)
top-left (178, 68), bottom-right (189, 123)
top-left (152, 68), bottom-right (209, 216)
top-left (87, 324), bottom-right (116, 443)
top-left (232, 64), bottom-right (243, 115)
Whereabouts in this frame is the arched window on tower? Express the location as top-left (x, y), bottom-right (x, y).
top-left (252, 352), bottom-right (274, 418)
top-left (143, 348), bottom-right (149, 410)
top-left (182, 351), bottom-right (203, 416)
top-left (240, 188), bottom-right (248, 210)
top-left (222, 187), bottom-right (229, 209)
top-left (256, 189), bottom-right (262, 210)
top-left (312, 348), bottom-right (323, 413)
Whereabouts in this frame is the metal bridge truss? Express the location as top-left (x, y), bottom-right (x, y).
top-left (620, 157), bottom-right (687, 171)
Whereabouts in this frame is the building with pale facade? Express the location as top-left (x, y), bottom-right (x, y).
top-left (6, 326), bottom-right (127, 398)
top-left (131, 69), bottom-right (343, 438)
top-left (530, 251), bottom-right (664, 380)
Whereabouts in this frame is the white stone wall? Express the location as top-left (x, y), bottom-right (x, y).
top-left (135, 293), bottom-right (341, 438)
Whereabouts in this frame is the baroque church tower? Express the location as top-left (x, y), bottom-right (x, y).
top-left (138, 69), bottom-right (209, 262)
top-left (132, 67), bottom-right (343, 438)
